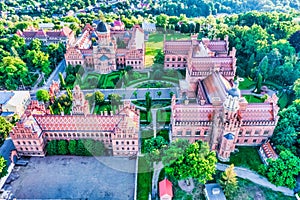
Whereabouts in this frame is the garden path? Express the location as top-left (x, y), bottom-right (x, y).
top-left (216, 163), bottom-right (294, 196)
top-left (151, 161), bottom-right (164, 198)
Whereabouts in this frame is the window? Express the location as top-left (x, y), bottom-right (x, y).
top-left (238, 131), bottom-right (242, 136)
top-left (127, 147), bottom-right (130, 150)
top-left (253, 139), bottom-right (257, 143)
top-left (263, 130), bottom-right (269, 135)
top-left (244, 139), bottom-right (248, 143)
top-left (127, 141), bottom-right (129, 145)
top-left (178, 57), bottom-right (181, 61)
top-left (132, 141), bottom-right (135, 145)
top-left (186, 131), bottom-right (191, 136)
top-left (245, 131), bottom-right (250, 136)
top-left (23, 141), bottom-right (26, 145)
top-left (17, 141), bottom-right (20, 145)
top-left (172, 58), bottom-right (176, 61)
top-left (254, 130), bottom-right (260, 135)
top-left (116, 147), bottom-right (119, 150)
top-left (204, 130), bottom-right (208, 136)
top-left (195, 131), bottom-right (200, 136)
top-left (262, 139), bottom-right (266, 143)
top-left (177, 131), bottom-right (182, 136)
top-left (28, 141), bottom-right (31, 145)
top-left (36, 147), bottom-right (39, 151)
top-left (121, 141), bottom-right (124, 145)
top-left (236, 139), bottom-right (239, 143)
top-left (116, 141), bottom-right (119, 145)
top-left (132, 147), bottom-right (135, 150)
top-left (122, 147), bottom-right (125, 150)
top-left (166, 58), bottom-right (170, 61)
top-left (20, 147), bottom-right (23, 151)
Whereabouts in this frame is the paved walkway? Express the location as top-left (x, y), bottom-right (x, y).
top-left (216, 163), bottom-right (294, 196)
top-left (151, 161), bottom-right (164, 198)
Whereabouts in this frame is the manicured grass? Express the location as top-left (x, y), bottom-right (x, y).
top-left (137, 81), bottom-right (174, 88)
top-left (157, 109), bottom-right (171, 123)
top-left (137, 156), bottom-right (152, 200)
top-left (224, 147), bottom-right (263, 172)
top-left (238, 77), bottom-right (255, 90)
top-left (82, 71), bottom-right (123, 89)
top-left (243, 95), bottom-right (264, 103)
top-left (145, 33), bottom-right (190, 67)
top-left (132, 100), bottom-right (171, 108)
top-left (234, 178), bottom-right (295, 200)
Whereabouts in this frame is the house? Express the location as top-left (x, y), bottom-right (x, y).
top-left (0, 91), bottom-right (30, 117)
top-left (259, 141), bottom-right (278, 165)
top-left (204, 183), bottom-right (226, 200)
top-left (142, 22), bottom-right (156, 32)
top-left (159, 179), bottom-right (173, 200)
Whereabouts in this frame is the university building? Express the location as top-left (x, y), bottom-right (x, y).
top-left (64, 20), bottom-right (145, 74)
top-left (10, 85), bottom-right (140, 157)
top-left (168, 35), bottom-right (280, 161)
top-left (16, 26), bottom-right (75, 45)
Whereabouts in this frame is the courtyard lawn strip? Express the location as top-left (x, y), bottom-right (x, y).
top-left (137, 156), bottom-right (152, 200)
top-left (223, 146), bottom-right (263, 172)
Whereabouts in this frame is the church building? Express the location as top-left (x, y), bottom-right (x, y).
top-left (65, 20), bottom-right (145, 74)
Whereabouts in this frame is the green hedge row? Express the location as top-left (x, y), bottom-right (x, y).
top-left (47, 139), bottom-right (106, 156)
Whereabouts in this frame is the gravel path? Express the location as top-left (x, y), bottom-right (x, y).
top-left (216, 163), bottom-right (294, 196)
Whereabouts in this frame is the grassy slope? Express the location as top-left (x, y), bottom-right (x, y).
top-left (145, 33), bottom-right (190, 67)
top-left (137, 156), bottom-right (152, 200)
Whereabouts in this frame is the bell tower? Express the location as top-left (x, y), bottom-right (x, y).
top-left (217, 80), bottom-right (242, 161)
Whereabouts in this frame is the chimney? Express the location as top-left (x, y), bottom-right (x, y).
top-left (212, 188), bottom-right (220, 195)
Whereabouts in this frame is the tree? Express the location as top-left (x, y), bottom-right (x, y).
top-left (68, 140), bottom-right (77, 155)
top-left (162, 139), bottom-right (190, 167)
top-left (0, 117), bottom-right (13, 142)
top-left (145, 91), bottom-right (152, 112)
top-left (36, 89), bottom-right (50, 103)
top-left (154, 50), bottom-right (164, 64)
top-left (293, 78), bottom-right (300, 98)
top-left (288, 31), bottom-right (300, 52)
top-left (0, 157), bottom-right (7, 178)
top-left (255, 73), bottom-right (262, 94)
top-left (157, 91), bottom-right (162, 98)
top-left (164, 140), bottom-right (217, 183)
top-left (108, 93), bottom-right (122, 106)
top-left (59, 72), bottom-right (66, 89)
top-left (144, 136), bottom-right (168, 162)
top-left (95, 91), bottom-right (105, 105)
top-left (47, 140), bottom-right (58, 155)
top-left (169, 92), bottom-right (174, 98)
top-left (219, 164), bottom-right (238, 198)
top-left (264, 150), bottom-right (300, 189)
top-left (57, 140), bottom-right (69, 155)
top-left (156, 14), bottom-right (169, 29)
top-left (133, 90), bottom-right (138, 99)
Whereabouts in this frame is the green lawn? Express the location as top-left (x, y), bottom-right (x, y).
top-left (238, 77), bottom-right (256, 90)
top-left (81, 71), bottom-right (123, 89)
top-left (137, 156), bottom-right (152, 200)
top-left (234, 178), bottom-right (295, 200)
top-left (223, 147), bottom-right (263, 172)
top-left (145, 33), bottom-right (190, 67)
top-left (243, 95), bottom-right (264, 103)
top-left (157, 109), bottom-right (171, 123)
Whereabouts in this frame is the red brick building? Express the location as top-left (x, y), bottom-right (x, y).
top-left (10, 86), bottom-right (140, 157)
top-left (169, 35), bottom-right (280, 161)
top-left (16, 26), bottom-right (75, 45)
top-left (64, 20), bottom-right (145, 74)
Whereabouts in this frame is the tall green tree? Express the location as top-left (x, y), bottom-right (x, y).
top-left (154, 50), bottom-right (164, 64)
top-left (264, 150), bottom-right (300, 189)
top-left (57, 140), bottom-right (69, 155)
top-left (59, 72), bottom-right (66, 89)
top-left (68, 140), bottom-right (77, 155)
top-left (219, 164), bottom-right (238, 198)
top-left (36, 89), bottom-right (50, 103)
top-left (0, 157), bottom-right (7, 178)
top-left (95, 91), bottom-right (105, 105)
top-left (164, 140), bottom-right (217, 183)
top-left (0, 117), bottom-right (13, 142)
top-left (144, 136), bottom-right (168, 163)
top-left (293, 78), bottom-right (300, 98)
top-left (47, 140), bottom-right (58, 155)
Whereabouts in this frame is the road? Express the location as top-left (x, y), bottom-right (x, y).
top-left (216, 163), bottom-right (294, 196)
top-left (30, 59), bottom-right (66, 99)
top-left (59, 87), bottom-right (179, 101)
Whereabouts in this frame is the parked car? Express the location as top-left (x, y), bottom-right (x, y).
top-left (15, 160), bottom-right (28, 166)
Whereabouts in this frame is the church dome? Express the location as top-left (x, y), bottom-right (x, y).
top-left (227, 87), bottom-right (240, 97)
top-left (97, 21), bottom-right (108, 32)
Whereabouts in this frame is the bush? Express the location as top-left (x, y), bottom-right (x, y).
top-left (47, 140), bottom-right (58, 155)
top-left (57, 140), bottom-right (69, 155)
top-left (68, 140), bottom-right (77, 154)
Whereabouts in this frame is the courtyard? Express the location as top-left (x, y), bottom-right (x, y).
top-left (8, 156), bottom-right (136, 200)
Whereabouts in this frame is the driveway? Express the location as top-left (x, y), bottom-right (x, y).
top-left (8, 156), bottom-right (136, 200)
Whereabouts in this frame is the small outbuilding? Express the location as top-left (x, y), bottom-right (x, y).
top-left (159, 178), bottom-right (173, 200)
top-left (204, 183), bottom-right (226, 200)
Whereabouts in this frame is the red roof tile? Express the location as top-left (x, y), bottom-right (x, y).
top-left (159, 179), bottom-right (173, 197)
